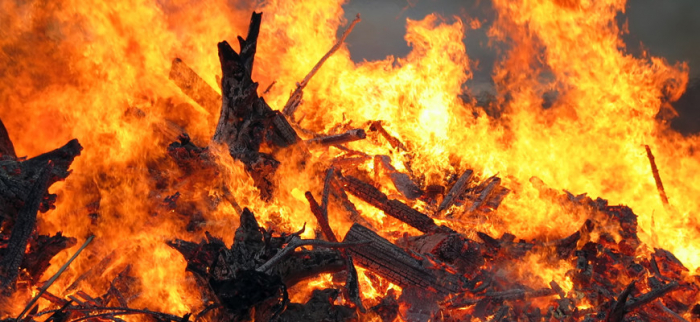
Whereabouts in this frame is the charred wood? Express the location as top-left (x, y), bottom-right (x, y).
top-left (212, 12), bottom-right (298, 200)
top-left (0, 164), bottom-right (53, 293)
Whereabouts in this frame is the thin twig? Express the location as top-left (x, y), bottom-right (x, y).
top-left (41, 306), bottom-right (187, 322)
top-left (282, 14), bottom-right (361, 117)
top-left (18, 235), bottom-right (95, 320)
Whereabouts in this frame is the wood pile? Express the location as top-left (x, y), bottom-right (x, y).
top-left (2, 10), bottom-right (700, 322)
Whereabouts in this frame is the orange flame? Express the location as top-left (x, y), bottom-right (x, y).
top-left (0, 0), bottom-right (698, 319)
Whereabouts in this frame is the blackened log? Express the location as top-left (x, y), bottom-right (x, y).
top-left (213, 12), bottom-right (296, 200)
top-left (438, 169), bottom-right (473, 214)
top-left (343, 223), bottom-right (454, 294)
top-left (169, 58), bottom-right (222, 115)
top-left (0, 163), bottom-right (53, 293)
top-left (305, 129), bottom-right (366, 148)
top-left (344, 254), bottom-right (365, 313)
top-left (0, 119), bottom-right (15, 159)
top-left (329, 179), bottom-right (374, 228)
top-left (340, 175), bottom-right (437, 233)
top-left (229, 208), bottom-right (265, 273)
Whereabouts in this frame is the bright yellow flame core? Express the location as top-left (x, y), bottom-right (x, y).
top-left (0, 0), bottom-right (698, 318)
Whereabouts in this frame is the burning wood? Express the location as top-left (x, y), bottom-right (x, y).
top-left (305, 128), bottom-right (366, 148)
top-left (2, 5), bottom-right (700, 322)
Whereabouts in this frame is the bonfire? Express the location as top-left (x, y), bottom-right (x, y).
top-left (0, 0), bottom-right (699, 321)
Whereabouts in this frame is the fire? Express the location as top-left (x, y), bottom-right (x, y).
top-left (0, 0), bottom-right (698, 320)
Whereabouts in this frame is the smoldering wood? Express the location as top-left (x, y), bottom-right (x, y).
top-left (438, 169), bottom-right (473, 214)
top-left (340, 175), bottom-right (438, 233)
top-left (0, 164), bottom-right (53, 293)
top-left (343, 223), bottom-right (458, 295)
top-left (485, 185), bottom-right (510, 209)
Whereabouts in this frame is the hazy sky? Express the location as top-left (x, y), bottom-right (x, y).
top-left (339, 0), bottom-right (700, 133)
top-left (341, 0), bottom-right (700, 79)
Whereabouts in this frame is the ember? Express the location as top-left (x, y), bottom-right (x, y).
top-left (1, 0), bottom-right (699, 321)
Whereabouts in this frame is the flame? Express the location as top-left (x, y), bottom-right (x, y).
top-left (0, 0), bottom-right (698, 319)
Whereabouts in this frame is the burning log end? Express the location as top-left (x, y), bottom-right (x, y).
top-left (305, 128), bottom-right (366, 148)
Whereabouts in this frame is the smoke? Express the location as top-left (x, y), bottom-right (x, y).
top-left (341, 0), bottom-right (700, 133)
